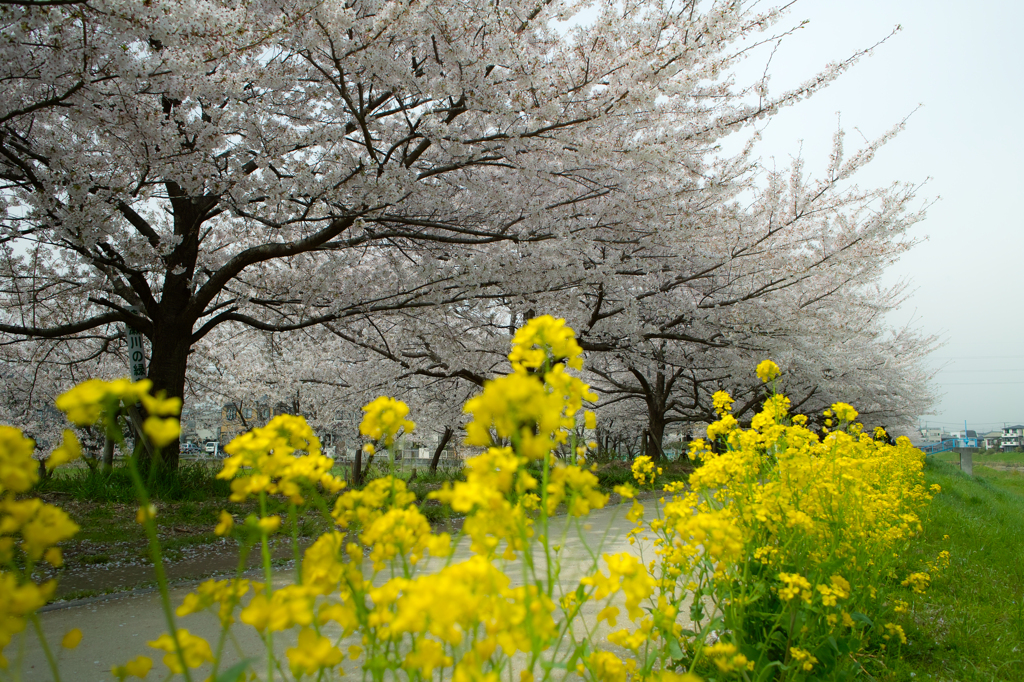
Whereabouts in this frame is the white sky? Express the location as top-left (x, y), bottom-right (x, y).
top-left (729, 0), bottom-right (1024, 434)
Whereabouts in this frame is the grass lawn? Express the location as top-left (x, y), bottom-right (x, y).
top-left (931, 450), bottom-right (1024, 466)
top-left (880, 459), bottom-right (1024, 681)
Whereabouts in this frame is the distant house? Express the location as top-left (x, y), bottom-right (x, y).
top-left (1003, 425), bottom-right (1024, 451)
top-left (917, 427), bottom-right (947, 444)
top-left (981, 431), bottom-right (1003, 450)
top-left (179, 403), bottom-right (222, 449)
top-left (220, 398), bottom-right (276, 445)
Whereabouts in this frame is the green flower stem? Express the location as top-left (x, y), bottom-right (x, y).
top-left (289, 502), bottom-right (301, 585)
top-left (121, 415), bottom-right (194, 682)
top-left (209, 540), bottom-right (255, 681)
top-left (29, 614), bottom-right (61, 682)
top-left (259, 491), bottom-right (274, 682)
top-left (540, 450), bottom-right (553, 598)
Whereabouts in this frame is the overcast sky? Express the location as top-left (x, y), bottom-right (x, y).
top-left (727, 0), bottom-right (1024, 434)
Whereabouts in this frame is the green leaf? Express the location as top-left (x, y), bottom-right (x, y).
top-left (214, 659), bottom-right (255, 682)
top-left (666, 636), bottom-right (684, 660)
top-left (851, 611), bottom-right (874, 627)
top-left (754, 661), bottom-right (783, 682)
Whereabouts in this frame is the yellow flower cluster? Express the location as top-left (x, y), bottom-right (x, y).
top-left (359, 396), bottom-right (416, 445)
top-left (581, 650), bottom-right (633, 682)
top-left (778, 572), bottom-right (813, 603)
top-left (286, 627), bottom-right (344, 676)
top-left (901, 571), bottom-right (931, 594)
top-left (111, 655), bottom-right (152, 680)
top-left (705, 641), bottom-right (753, 673)
top-left (360, 506), bottom-right (451, 570)
top-left (465, 317), bottom-right (596, 461)
top-left (756, 359), bottom-right (780, 383)
top-left (640, 373), bottom-right (938, 679)
top-left (789, 646), bottom-right (818, 672)
top-left (332, 476), bottom-right (416, 528)
top-left (0, 426), bottom-right (39, 495)
top-left (55, 378), bottom-right (182, 446)
top-left (176, 578), bottom-right (253, 626)
top-left (711, 390), bottom-right (735, 416)
top-left (431, 447), bottom-right (536, 558)
top-left (546, 464), bottom-right (608, 516)
top-left (1, 330), bottom-right (944, 682)
top-left (218, 414), bottom-right (344, 503)
top-left (507, 314), bottom-right (584, 372)
top-left (46, 430), bottom-right (82, 470)
top-left (147, 629), bottom-right (213, 674)
top-left (581, 553), bottom-right (656, 620)
top-left (630, 455), bottom-right (660, 486)
top-left (0, 572), bottom-right (55, 668)
top-left (0, 426), bottom-right (79, 668)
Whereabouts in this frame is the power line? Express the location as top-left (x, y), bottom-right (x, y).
top-left (934, 381), bottom-right (1024, 385)
top-left (920, 420), bottom-right (1017, 426)
top-left (935, 369), bottom-right (1024, 373)
top-left (931, 355), bottom-right (1024, 360)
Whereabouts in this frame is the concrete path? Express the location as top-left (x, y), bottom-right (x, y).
top-left (17, 500), bottom-right (660, 682)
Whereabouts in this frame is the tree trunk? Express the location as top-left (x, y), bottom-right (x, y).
top-left (646, 412), bottom-right (667, 461)
top-left (352, 446), bottom-right (363, 487)
top-left (429, 426), bottom-right (455, 473)
top-left (143, 323), bottom-right (192, 472)
top-left (102, 436), bottom-right (114, 473)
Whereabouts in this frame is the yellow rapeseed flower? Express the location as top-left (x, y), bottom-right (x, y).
top-left (789, 647), bottom-right (817, 672)
top-left (831, 402), bottom-right (858, 423)
top-left (583, 651), bottom-right (629, 682)
top-left (705, 641), bottom-right (752, 673)
top-left (631, 456), bottom-right (657, 486)
top-left (14, 500), bottom-right (80, 560)
top-left (140, 392), bottom-right (182, 417)
top-left (0, 426), bottom-right (38, 495)
top-left (143, 416), bottom-right (180, 448)
top-left (55, 378), bottom-right (154, 426)
top-left (286, 627), bottom-right (344, 676)
top-left (44, 547), bottom-right (63, 567)
top-left (46, 430), bottom-right (81, 470)
top-left (214, 510), bottom-right (234, 536)
top-left (218, 414), bottom-right (338, 504)
top-left (508, 315), bottom-right (584, 372)
top-left (712, 390), bottom-right (734, 416)
top-left (257, 516), bottom-right (281, 535)
top-left (61, 628), bottom-right (82, 649)
top-left (359, 396), bottom-right (415, 445)
top-left (147, 629), bottom-right (213, 674)
top-left (112, 655), bottom-right (153, 680)
top-left (136, 504), bottom-right (156, 525)
top-left (778, 572), bottom-right (812, 603)
top-left (756, 359), bottom-right (781, 382)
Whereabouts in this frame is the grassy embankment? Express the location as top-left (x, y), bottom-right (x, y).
top-left (931, 450), bottom-right (1024, 466)
top-left (882, 458), bottom-right (1024, 681)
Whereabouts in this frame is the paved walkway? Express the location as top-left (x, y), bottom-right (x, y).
top-left (19, 500), bottom-right (658, 682)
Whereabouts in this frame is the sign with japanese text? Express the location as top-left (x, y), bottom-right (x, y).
top-left (127, 325), bottom-right (147, 382)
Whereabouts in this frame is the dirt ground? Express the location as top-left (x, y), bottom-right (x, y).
top-left (33, 458), bottom-right (679, 603)
top-left (34, 493), bottom-right (327, 600)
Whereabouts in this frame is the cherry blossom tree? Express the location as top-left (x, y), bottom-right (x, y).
top-left (314, 124), bottom-right (937, 460)
top-left (0, 0), bottom-right (912, 469)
